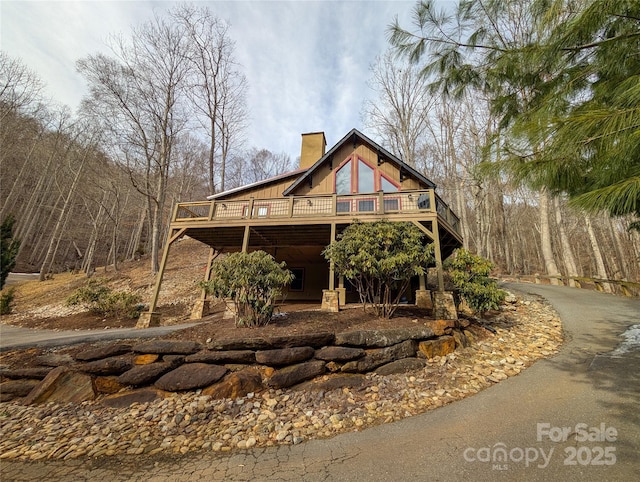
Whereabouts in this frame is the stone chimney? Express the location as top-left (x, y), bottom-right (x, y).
top-left (300, 132), bottom-right (326, 169)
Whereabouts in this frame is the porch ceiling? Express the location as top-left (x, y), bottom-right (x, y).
top-left (184, 220), bottom-right (460, 260)
top-left (184, 224), bottom-right (334, 251)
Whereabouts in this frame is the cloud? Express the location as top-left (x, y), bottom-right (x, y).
top-left (1, 0), bottom-right (415, 158)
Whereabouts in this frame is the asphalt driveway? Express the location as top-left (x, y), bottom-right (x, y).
top-left (1, 283), bottom-right (638, 481)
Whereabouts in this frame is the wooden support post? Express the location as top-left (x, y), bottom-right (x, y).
top-left (246, 197), bottom-right (255, 218)
top-left (191, 247), bottom-right (217, 319)
top-left (432, 218), bottom-right (445, 292)
top-left (378, 191), bottom-right (385, 214)
top-left (337, 275), bottom-right (346, 305)
top-left (410, 220), bottom-right (443, 292)
top-left (138, 227), bottom-right (186, 328)
top-left (242, 225), bottom-right (250, 253)
top-left (329, 223), bottom-right (336, 291)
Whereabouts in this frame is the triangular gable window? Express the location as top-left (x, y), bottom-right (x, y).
top-left (334, 156), bottom-right (400, 194)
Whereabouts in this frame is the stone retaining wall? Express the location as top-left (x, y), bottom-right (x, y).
top-left (0, 320), bottom-right (473, 406)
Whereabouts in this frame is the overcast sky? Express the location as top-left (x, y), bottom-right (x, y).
top-left (1, 0), bottom-right (425, 159)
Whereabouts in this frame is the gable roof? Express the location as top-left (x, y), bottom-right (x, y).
top-left (207, 168), bottom-right (307, 200)
top-left (282, 128), bottom-right (436, 196)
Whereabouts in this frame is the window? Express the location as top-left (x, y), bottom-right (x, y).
top-left (384, 198), bottom-right (399, 211)
top-left (381, 176), bottom-right (398, 192)
top-left (289, 268), bottom-right (304, 291)
top-left (358, 160), bottom-right (375, 193)
top-left (242, 204), bottom-right (269, 217)
top-left (335, 160), bottom-right (352, 195)
top-left (334, 156), bottom-right (401, 194)
top-left (358, 199), bottom-right (375, 212)
top-left (336, 201), bottom-right (351, 213)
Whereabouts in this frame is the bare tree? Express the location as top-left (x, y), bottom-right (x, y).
top-left (362, 50), bottom-right (434, 167)
top-left (78, 13), bottom-right (191, 273)
top-left (171, 4), bottom-right (248, 194)
top-left (226, 148), bottom-right (295, 188)
top-left (0, 51), bottom-right (44, 122)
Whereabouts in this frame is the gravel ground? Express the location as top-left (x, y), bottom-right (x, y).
top-left (0, 292), bottom-right (563, 462)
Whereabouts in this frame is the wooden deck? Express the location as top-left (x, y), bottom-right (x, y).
top-left (171, 189), bottom-right (461, 241)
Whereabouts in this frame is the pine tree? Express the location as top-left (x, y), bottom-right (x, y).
top-left (389, 0), bottom-right (640, 228)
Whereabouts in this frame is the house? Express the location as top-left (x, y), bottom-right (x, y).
top-left (138, 128), bottom-right (463, 327)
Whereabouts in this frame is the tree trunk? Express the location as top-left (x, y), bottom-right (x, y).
top-left (584, 215), bottom-right (612, 293)
top-left (553, 197), bottom-right (579, 286)
top-left (539, 189), bottom-right (561, 284)
top-left (39, 149), bottom-right (88, 280)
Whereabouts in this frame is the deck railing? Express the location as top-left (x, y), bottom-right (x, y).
top-left (172, 189), bottom-right (461, 235)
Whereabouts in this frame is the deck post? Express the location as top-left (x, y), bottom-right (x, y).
top-left (241, 225), bottom-right (250, 253)
top-left (190, 247), bottom-right (217, 319)
top-left (337, 275), bottom-right (346, 305)
top-left (137, 227), bottom-right (186, 328)
top-left (322, 222), bottom-right (339, 312)
top-left (328, 223), bottom-right (336, 291)
top-left (432, 218), bottom-right (445, 292)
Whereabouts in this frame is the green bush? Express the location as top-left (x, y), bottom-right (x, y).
top-left (323, 221), bottom-right (434, 318)
top-left (444, 249), bottom-right (506, 316)
top-left (202, 251), bottom-right (293, 327)
top-left (0, 287), bottom-right (15, 315)
top-left (66, 278), bottom-right (142, 319)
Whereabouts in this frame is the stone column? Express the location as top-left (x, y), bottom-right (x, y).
top-left (136, 311), bottom-right (161, 328)
top-left (321, 290), bottom-right (340, 312)
top-left (433, 291), bottom-right (458, 320)
top-left (415, 290), bottom-right (433, 310)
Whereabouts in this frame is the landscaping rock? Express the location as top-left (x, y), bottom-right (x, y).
top-left (0, 367), bottom-right (53, 380)
top-left (255, 346), bottom-right (315, 366)
top-left (185, 350), bottom-right (256, 364)
top-left (75, 343), bottom-right (132, 361)
top-left (294, 374), bottom-right (366, 392)
top-left (93, 376), bottom-right (125, 394)
top-left (375, 358), bottom-right (427, 376)
top-left (35, 353), bottom-right (75, 366)
top-left (118, 362), bottom-right (174, 386)
top-left (132, 340), bottom-right (202, 355)
top-left (80, 355), bottom-right (133, 376)
top-left (418, 335), bottom-right (456, 358)
top-left (101, 388), bottom-right (166, 408)
top-left (155, 363), bottom-right (227, 391)
top-left (202, 368), bottom-right (264, 399)
top-left (425, 319), bottom-right (457, 336)
top-left (314, 346), bottom-right (364, 362)
top-left (267, 360), bottom-right (326, 389)
top-left (0, 379), bottom-right (41, 396)
top-left (162, 355), bottom-right (186, 365)
top-left (335, 327), bottom-right (435, 348)
top-left (134, 354), bottom-right (160, 365)
top-left (23, 366), bottom-right (95, 405)
top-left (209, 332), bottom-right (334, 350)
top-left (453, 329), bottom-right (470, 348)
top-left (341, 340), bottom-right (417, 373)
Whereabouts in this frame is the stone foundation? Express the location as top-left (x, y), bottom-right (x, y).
top-left (433, 291), bottom-right (458, 320)
top-left (415, 290), bottom-right (433, 310)
top-left (136, 312), bottom-right (161, 329)
top-left (190, 300), bottom-right (212, 320)
top-left (321, 290), bottom-right (340, 312)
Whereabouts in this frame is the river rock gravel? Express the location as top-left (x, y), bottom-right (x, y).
top-left (0, 293), bottom-right (563, 462)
